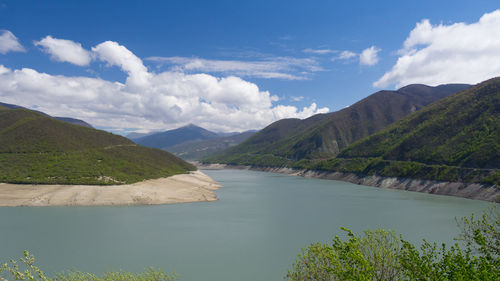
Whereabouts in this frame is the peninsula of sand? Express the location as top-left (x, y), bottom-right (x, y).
top-left (0, 170), bottom-right (221, 207)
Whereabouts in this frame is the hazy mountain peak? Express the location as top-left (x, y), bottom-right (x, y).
top-left (134, 124), bottom-right (219, 149)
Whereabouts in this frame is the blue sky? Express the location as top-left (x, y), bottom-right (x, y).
top-left (0, 0), bottom-right (499, 133)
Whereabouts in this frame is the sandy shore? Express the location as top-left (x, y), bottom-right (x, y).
top-left (0, 170), bottom-right (221, 207)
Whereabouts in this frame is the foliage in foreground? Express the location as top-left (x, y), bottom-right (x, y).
top-left (0, 251), bottom-right (176, 281)
top-left (286, 207), bottom-right (499, 280)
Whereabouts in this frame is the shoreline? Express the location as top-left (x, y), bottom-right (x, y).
top-left (0, 170), bottom-right (221, 207)
top-left (199, 163), bottom-right (499, 203)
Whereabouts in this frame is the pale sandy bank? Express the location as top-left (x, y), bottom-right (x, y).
top-left (0, 170), bottom-right (221, 207)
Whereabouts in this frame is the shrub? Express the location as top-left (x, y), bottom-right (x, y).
top-left (286, 207), bottom-right (499, 280)
top-left (286, 228), bottom-right (402, 281)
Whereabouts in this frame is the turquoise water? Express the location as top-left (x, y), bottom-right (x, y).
top-left (0, 169), bottom-right (493, 280)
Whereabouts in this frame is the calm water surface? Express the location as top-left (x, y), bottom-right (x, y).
top-left (0, 169), bottom-right (493, 281)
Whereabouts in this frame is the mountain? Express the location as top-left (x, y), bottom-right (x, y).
top-left (215, 131), bottom-right (243, 137)
top-left (134, 124), bottom-right (219, 149)
top-left (52, 117), bottom-right (93, 128)
top-left (0, 107), bottom-right (195, 185)
top-left (126, 132), bottom-right (156, 140)
top-left (166, 131), bottom-right (256, 160)
top-left (0, 102), bottom-right (93, 128)
top-left (206, 83), bottom-right (470, 166)
top-left (312, 77), bottom-right (499, 185)
top-left (0, 102), bottom-right (22, 109)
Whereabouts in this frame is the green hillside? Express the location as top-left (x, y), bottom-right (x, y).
top-left (0, 108), bottom-right (195, 185)
top-left (302, 77), bottom-right (500, 185)
top-left (0, 101), bottom-right (93, 128)
top-left (206, 83), bottom-right (469, 166)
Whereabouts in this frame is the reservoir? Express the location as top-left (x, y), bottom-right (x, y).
top-left (0, 169), bottom-right (493, 281)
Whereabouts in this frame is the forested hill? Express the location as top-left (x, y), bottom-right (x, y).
top-left (312, 76), bottom-right (499, 185)
top-left (0, 101), bottom-right (93, 128)
top-left (0, 107), bottom-right (195, 185)
top-left (340, 78), bottom-right (500, 168)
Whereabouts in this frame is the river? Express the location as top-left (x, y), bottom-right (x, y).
top-left (0, 169), bottom-right (493, 280)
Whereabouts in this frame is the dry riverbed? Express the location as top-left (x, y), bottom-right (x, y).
top-left (0, 170), bottom-right (221, 206)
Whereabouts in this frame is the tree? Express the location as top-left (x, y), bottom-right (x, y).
top-left (455, 206), bottom-right (499, 260)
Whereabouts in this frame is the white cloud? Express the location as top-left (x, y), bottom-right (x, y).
top-left (34, 36), bottom-right (91, 66)
top-left (337, 50), bottom-right (357, 60)
top-left (303, 48), bottom-right (337, 55)
top-left (272, 103), bottom-right (328, 120)
top-left (0, 41), bottom-right (329, 133)
top-left (0, 65), bottom-right (10, 75)
top-left (374, 10), bottom-right (500, 88)
top-left (92, 41), bottom-right (152, 89)
top-left (0, 30), bottom-right (25, 54)
top-left (359, 46), bottom-right (381, 66)
top-left (339, 50), bottom-right (357, 59)
top-left (146, 56), bottom-right (323, 80)
top-left (290, 96), bottom-right (304, 102)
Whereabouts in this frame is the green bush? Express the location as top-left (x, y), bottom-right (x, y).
top-left (398, 240), bottom-right (497, 280)
top-left (286, 207), bottom-right (500, 280)
top-left (286, 228), bottom-right (402, 281)
top-left (0, 251), bottom-right (176, 281)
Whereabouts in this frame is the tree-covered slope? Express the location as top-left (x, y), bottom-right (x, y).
top-left (340, 78), bottom-right (499, 168)
top-left (0, 109), bottom-right (129, 152)
top-left (52, 116), bottom-right (93, 128)
top-left (305, 77), bottom-right (500, 185)
top-left (207, 83), bottom-right (469, 165)
top-left (0, 101), bottom-right (93, 128)
top-left (0, 108), bottom-right (195, 185)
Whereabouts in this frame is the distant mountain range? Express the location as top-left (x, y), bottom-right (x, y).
top-left (126, 132), bottom-right (155, 140)
top-left (207, 83), bottom-right (471, 165)
top-left (0, 106), bottom-right (194, 185)
top-left (128, 124), bottom-right (256, 160)
top-left (0, 102), bottom-right (93, 128)
top-left (166, 130), bottom-right (256, 160)
top-left (133, 124), bottom-right (219, 149)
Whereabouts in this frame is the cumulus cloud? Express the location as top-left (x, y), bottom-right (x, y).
top-left (271, 103), bottom-right (328, 120)
top-left (34, 36), bottom-right (91, 66)
top-left (92, 41), bottom-right (152, 89)
top-left (146, 56), bottom-right (323, 80)
top-left (359, 46), bottom-right (381, 66)
top-left (374, 10), bottom-right (500, 88)
top-left (0, 42), bottom-right (329, 132)
top-left (0, 30), bottom-right (25, 54)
